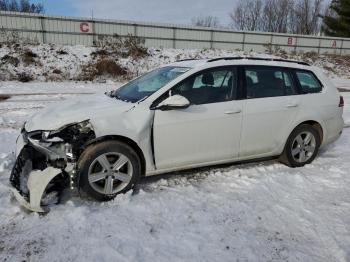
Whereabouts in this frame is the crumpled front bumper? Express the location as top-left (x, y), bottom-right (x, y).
top-left (10, 131), bottom-right (72, 213)
top-left (11, 167), bottom-right (62, 213)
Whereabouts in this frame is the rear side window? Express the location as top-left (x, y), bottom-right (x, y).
top-left (295, 71), bottom-right (322, 93)
top-left (244, 67), bottom-right (297, 99)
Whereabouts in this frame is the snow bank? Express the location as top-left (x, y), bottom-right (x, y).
top-left (0, 43), bottom-right (349, 83)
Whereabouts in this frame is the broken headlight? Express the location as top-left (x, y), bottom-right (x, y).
top-left (42, 120), bottom-right (93, 141)
top-left (25, 120), bottom-right (95, 166)
top-left (41, 120), bottom-right (96, 159)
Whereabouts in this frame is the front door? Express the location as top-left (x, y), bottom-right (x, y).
top-left (153, 67), bottom-right (243, 170)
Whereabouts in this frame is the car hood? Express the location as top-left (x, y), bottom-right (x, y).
top-left (25, 93), bottom-right (135, 132)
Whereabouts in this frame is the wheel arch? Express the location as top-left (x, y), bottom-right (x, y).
top-left (293, 120), bottom-right (324, 144)
top-left (280, 120), bottom-right (324, 167)
top-left (84, 135), bottom-right (146, 177)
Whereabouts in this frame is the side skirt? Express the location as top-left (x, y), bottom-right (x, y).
top-left (146, 155), bottom-right (280, 177)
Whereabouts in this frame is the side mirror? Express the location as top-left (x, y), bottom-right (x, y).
top-left (155, 95), bottom-right (190, 111)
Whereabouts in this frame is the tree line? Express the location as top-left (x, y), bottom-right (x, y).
top-left (192, 0), bottom-right (350, 38)
top-left (0, 0), bottom-right (44, 14)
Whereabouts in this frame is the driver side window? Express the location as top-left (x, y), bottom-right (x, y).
top-left (172, 67), bottom-right (236, 105)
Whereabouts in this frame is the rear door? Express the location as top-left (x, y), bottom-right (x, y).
top-left (153, 66), bottom-right (244, 170)
top-left (239, 66), bottom-right (301, 159)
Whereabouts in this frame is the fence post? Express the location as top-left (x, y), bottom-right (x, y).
top-left (317, 38), bottom-right (321, 54)
top-left (133, 23), bottom-right (138, 37)
top-left (40, 16), bottom-right (46, 44)
top-left (340, 39), bottom-right (344, 56)
top-left (294, 36), bottom-right (298, 53)
top-left (173, 27), bottom-right (176, 49)
top-left (242, 32), bottom-right (246, 51)
top-left (91, 18), bottom-right (96, 46)
top-left (270, 33), bottom-right (274, 52)
top-left (210, 30), bottom-right (214, 49)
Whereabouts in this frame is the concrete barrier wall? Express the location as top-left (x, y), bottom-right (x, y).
top-left (1, 11), bottom-right (350, 55)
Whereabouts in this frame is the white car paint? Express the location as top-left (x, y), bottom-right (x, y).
top-left (239, 95), bottom-right (300, 158)
top-left (22, 59), bottom-right (344, 175)
top-left (154, 100), bottom-right (244, 169)
top-left (25, 94), bottom-right (135, 132)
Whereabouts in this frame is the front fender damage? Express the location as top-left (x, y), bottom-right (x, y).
top-left (10, 120), bottom-right (95, 212)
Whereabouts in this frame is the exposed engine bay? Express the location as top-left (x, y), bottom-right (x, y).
top-left (10, 120), bottom-right (96, 212)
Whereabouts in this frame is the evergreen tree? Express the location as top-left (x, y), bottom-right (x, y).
top-left (323, 0), bottom-right (350, 37)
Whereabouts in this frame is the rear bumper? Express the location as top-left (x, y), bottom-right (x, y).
top-left (324, 130), bottom-right (343, 146)
top-left (323, 116), bottom-right (344, 145)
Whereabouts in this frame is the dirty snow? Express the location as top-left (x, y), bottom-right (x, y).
top-left (1, 44), bottom-right (350, 82)
top-left (0, 79), bottom-right (350, 261)
top-left (333, 78), bottom-right (350, 91)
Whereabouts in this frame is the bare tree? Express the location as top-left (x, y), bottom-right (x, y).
top-left (19, 0), bottom-right (30, 12)
top-left (229, 0), bottom-right (263, 31)
top-left (229, 0), bottom-right (324, 35)
top-left (261, 0), bottom-right (293, 33)
top-left (289, 0), bottom-right (324, 35)
top-left (8, 0), bottom-right (19, 11)
top-left (0, 0), bottom-right (9, 10)
top-left (0, 0), bottom-right (43, 13)
top-left (191, 15), bottom-right (220, 28)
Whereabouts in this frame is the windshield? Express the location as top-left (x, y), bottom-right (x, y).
top-left (113, 66), bottom-right (190, 103)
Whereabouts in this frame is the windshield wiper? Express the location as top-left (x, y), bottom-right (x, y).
top-left (137, 96), bottom-right (149, 104)
top-left (114, 93), bottom-right (133, 103)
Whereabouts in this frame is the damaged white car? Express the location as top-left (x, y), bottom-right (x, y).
top-left (10, 57), bottom-right (344, 212)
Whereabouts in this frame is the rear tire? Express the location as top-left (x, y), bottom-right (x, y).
top-left (280, 124), bottom-right (321, 167)
top-left (78, 141), bottom-right (141, 201)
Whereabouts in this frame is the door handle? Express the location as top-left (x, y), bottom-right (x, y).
top-left (224, 109), bottom-right (242, 114)
top-left (286, 103), bottom-right (299, 108)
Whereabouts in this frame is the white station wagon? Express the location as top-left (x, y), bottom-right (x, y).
top-left (10, 57), bottom-right (344, 212)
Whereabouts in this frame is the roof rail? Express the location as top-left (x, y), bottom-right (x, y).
top-left (176, 58), bottom-right (204, 62)
top-left (207, 57), bottom-right (310, 66)
top-left (207, 57), bottom-right (242, 62)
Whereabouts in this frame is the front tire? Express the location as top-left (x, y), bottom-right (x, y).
top-left (78, 141), bottom-right (141, 201)
top-left (280, 124), bottom-right (321, 167)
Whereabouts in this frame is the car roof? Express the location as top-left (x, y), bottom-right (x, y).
top-left (169, 57), bottom-right (312, 71)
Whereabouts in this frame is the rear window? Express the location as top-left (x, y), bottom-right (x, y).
top-left (295, 71), bottom-right (322, 94)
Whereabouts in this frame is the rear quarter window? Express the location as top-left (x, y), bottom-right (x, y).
top-left (295, 71), bottom-right (322, 94)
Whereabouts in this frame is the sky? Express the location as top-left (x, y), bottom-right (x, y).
top-left (33, 0), bottom-right (235, 25)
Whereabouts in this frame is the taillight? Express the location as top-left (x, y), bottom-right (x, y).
top-left (339, 96), bottom-right (344, 107)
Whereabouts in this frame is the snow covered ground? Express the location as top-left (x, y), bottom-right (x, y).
top-left (0, 79), bottom-right (350, 261)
